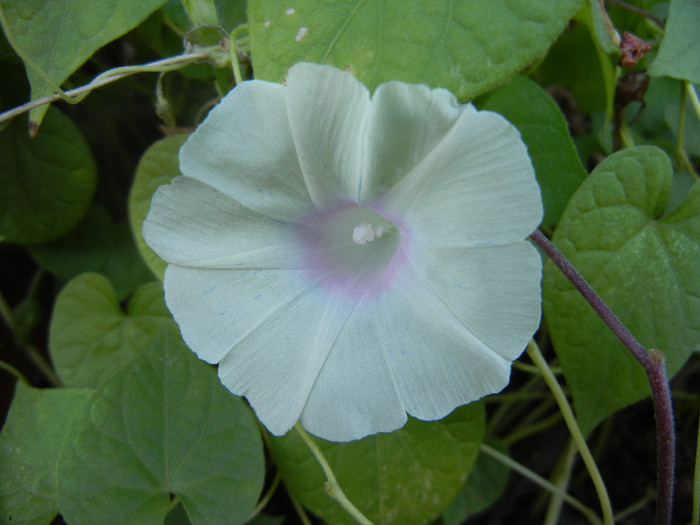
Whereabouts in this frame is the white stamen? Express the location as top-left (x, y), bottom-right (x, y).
top-left (352, 222), bottom-right (375, 245)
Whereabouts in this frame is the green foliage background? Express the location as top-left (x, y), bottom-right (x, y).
top-left (1, 0), bottom-right (699, 524)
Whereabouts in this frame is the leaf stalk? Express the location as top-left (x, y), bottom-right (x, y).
top-left (530, 229), bottom-right (675, 525)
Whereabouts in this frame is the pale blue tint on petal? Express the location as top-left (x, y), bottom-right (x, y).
top-left (284, 63), bottom-right (371, 208)
top-left (300, 300), bottom-right (407, 442)
top-left (380, 107), bottom-right (543, 246)
top-left (163, 266), bottom-right (322, 366)
top-left (217, 290), bottom-right (359, 436)
top-left (179, 79), bottom-right (313, 221)
top-left (163, 264), bottom-right (364, 436)
top-left (364, 81), bottom-right (462, 200)
top-left (379, 264), bottom-right (513, 421)
top-left (418, 242), bottom-right (542, 361)
top-left (143, 176), bottom-right (301, 269)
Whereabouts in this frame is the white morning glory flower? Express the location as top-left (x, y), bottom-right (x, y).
top-left (143, 62), bottom-right (543, 442)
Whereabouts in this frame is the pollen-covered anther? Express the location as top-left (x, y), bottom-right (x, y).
top-left (352, 222), bottom-right (380, 245)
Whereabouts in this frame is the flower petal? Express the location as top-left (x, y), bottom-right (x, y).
top-left (219, 293), bottom-right (358, 436)
top-left (150, 63), bottom-right (546, 443)
top-left (144, 176), bottom-right (301, 269)
top-left (418, 243), bottom-right (542, 360)
top-left (163, 264), bottom-right (366, 436)
top-left (363, 81), bottom-right (462, 200)
top-left (379, 106), bottom-right (543, 246)
top-left (380, 263), bottom-right (515, 421)
top-left (300, 242), bottom-right (539, 439)
top-left (284, 63), bottom-right (371, 207)
top-left (178, 79), bottom-right (313, 221)
top-left (299, 304), bottom-right (407, 441)
top-left (162, 266), bottom-right (311, 365)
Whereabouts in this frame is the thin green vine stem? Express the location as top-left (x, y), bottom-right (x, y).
top-left (0, 286), bottom-right (62, 387)
top-left (545, 438), bottom-right (578, 525)
top-left (512, 361), bottom-right (544, 375)
top-left (607, 0), bottom-right (665, 28)
top-left (488, 373), bottom-right (544, 434)
top-left (247, 471), bottom-right (282, 521)
top-left (502, 411), bottom-right (563, 447)
top-left (526, 340), bottom-right (614, 525)
top-left (289, 489), bottom-right (313, 525)
top-left (0, 52), bottom-right (212, 126)
top-left (619, 122), bottom-right (635, 149)
top-left (294, 424), bottom-right (374, 525)
top-left (675, 82), bottom-right (698, 180)
top-left (613, 489), bottom-right (656, 522)
top-left (680, 82), bottom-right (700, 180)
top-left (0, 360), bottom-right (30, 385)
top-left (0, 289), bottom-right (15, 333)
top-left (530, 229), bottom-right (676, 525)
top-left (687, 82), bottom-right (700, 124)
top-left (513, 360), bottom-right (563, 375)
top-left (229, 25), bottom-right (247, 86)
top-left (25, 345), bottom-right (63, 387)
top-left (480, 443), bottom-right (603, 525)
top-left (0, 5), bottom-right (67, 101)
top-left (693, 404), bottom-right (700, 525)
top-left (485, 391), bottom-right (551, 403)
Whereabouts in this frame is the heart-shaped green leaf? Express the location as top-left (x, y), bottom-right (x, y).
top-left (129, 134), bottom-right (189, 280)
top-left (176, 0), bottom-right (247, 31)
top-left (477, 75), bottom-right (586, 226)
top-left (248, 0), bottom-right (582, 100)
top-left (534, 7), bottom-right (616, 116)
top-left (270, 403), bottom-right (484, 525)
top-left (0, 0), bottom-right (169, 128)
top-left (0, 384), bottom-right (92, 525)
top-left (543, 146), bottom-right (700, 433)
top-left (649, 0), bottom-right (700, 83)
top-left (56, 325), bottom-right (265, 525)
top-left (29, 204), bottom-right (153, 300)
top-left (442, 439), bottom-right (510, 524)
top-left (0, 107), bottom-right (96, 244)
top-left (49, 273), bottom-right (171, 388)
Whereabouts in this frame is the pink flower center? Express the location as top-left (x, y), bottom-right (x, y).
top-left (297, 202), bottom-right (410, 301)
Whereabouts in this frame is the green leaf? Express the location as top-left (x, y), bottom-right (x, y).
top-left (0, 107), bottom-right (96, 244)
top-left (649, 0), bottom-right (700, 83)
top-left (629, 76), bottom-right (700, 162)
top-left (129, 134), bottom-right (188, 280)
top-left (248, 0), bottom-right (582, 100)
top-left (164, 0), bottom-right (247, 33)
top-left (270, 403), bottom-right (485, 525)
top-left (246, 514), bottom-right (285, 525)
top-left (585, 0), bottom-right (620, 55)
top-left (164, 503), bottom-right (196, 525)
top-left (29, 204), bottom-right (153, 300)
top-left (543, 146), bottom-right (700, 433)
top-left (56, 325), bottom-right (265, 525)
top-left (442, 439), bottom-right (510, 524)
top-left (49, 273), bottom-right (171, 388)
top-left (534, 12), bottom-right (614, 115)
top-left (0, 0), bottom-right (169, 128)
top-left (576, 3), bottom-right (616, 128)
top-left (477, 75), bottom-right (586, 226)
top-left (0, 384), bottom-right (92, 525)
top-left (183, 0), bottom-right (219, 25)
